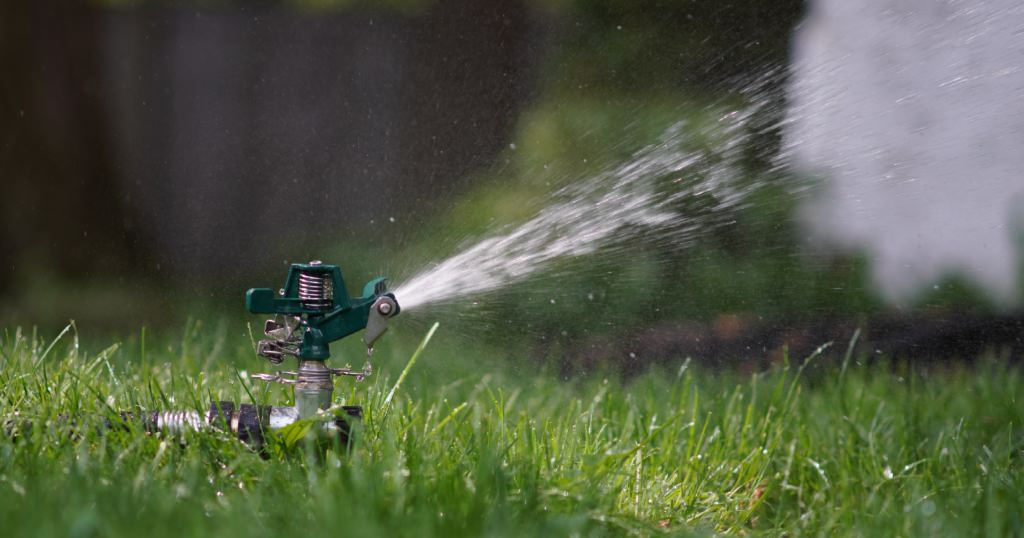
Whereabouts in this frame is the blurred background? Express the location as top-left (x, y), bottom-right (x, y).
top-left (2, 0), bottom-right (1023, 369)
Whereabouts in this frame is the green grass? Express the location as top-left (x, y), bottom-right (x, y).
top-left (0, 323), bottom-right (1021, 537)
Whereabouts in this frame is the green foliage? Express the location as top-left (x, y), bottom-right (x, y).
top-left (1, 324), bottom-right (1021, 536)
top-left (537, 0), bottom-right (803, 93)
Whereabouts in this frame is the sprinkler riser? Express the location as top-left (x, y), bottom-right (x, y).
top-left (293, 360), bottom-right (336, 418)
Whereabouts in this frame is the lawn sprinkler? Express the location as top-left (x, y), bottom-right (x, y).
top-left (149, 261), bottom-right (399, 445)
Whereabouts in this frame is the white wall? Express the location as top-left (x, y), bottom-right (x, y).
top-left (785, 0), bottom-right (1024, 304)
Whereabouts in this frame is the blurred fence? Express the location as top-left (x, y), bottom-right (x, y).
top-left (2, 0), bottom-right (546, 285)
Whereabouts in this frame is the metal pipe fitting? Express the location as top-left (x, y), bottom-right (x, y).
top-left (150, 400), bottom-right (362, 446)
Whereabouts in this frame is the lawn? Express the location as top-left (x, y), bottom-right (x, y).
top-left (0, 322), bottom-right (1021, 536)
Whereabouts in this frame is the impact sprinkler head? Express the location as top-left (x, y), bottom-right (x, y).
top-left (245, 261), bottom-right (400, 418)
top-left (142, 261), bottom-right (401, 444)
top-left (6, 261), bottom-right (401, 449)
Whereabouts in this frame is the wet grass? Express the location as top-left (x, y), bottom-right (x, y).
top-left (0, 322), bottom-right (1021, 536)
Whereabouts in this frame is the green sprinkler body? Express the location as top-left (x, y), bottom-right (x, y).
top-left (246, 261), bottom-right (399, 361)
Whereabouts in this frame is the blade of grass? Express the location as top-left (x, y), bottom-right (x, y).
top-left (383, 322), bottom-right (439, 409)
top-left (37, 321), bottom-right (74, 365)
